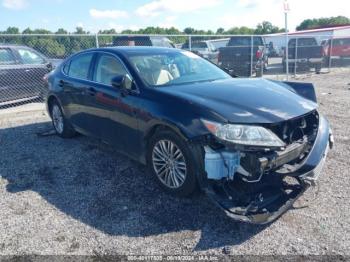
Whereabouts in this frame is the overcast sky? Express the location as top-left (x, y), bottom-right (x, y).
top-left (1, 0), bottom-right (350, 33)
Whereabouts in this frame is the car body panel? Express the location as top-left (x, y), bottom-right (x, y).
top-left (155, 78), bottom-right (317, 124)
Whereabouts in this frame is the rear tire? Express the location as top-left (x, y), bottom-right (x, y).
top-left (315, 64), bottom-right (322, 74)
top-left (50, 100), bottom-right (76, 138)
top-left (146, 129), bottom-right (198, 197)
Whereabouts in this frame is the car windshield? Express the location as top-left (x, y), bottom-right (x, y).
top-left (228, 37), bottom-right (263, 46)
top-left (182, 42), bottom-right (208, 50)
top-left (128, 51), bottom-right (230, 87)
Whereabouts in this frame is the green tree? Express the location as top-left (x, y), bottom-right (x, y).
top-left (74, 27), bottom-right (88, 34)
top-left (22, 28), bottom-right (34, 34)
top-left (4, 27), bottom-right (20, 34)
top-left (216, 28), bottom-right (225, 34)
top-left (225, 26), bottom-right (255, 35)
top-left (56, 28), bottom-right (68, 34)
top-left (296, 16), bottom-right (350, 30)
top-left (184, 27), bottom-right (196, 34)
top-left (254, 21), bottom-right (284, 34)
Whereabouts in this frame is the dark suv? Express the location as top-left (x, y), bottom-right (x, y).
top-left (218, 36), bottom-right (267, 77)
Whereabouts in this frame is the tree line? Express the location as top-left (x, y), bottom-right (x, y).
top-left (0, 16), bottom-right (348, 58)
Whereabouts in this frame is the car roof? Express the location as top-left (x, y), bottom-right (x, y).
top-left (0, 44), bottom-right (32, 49)
top-left (88, 46), bottom-right (181, 55)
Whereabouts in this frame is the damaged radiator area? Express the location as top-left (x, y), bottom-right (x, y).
top-left (201, 111), bottom-right (320, 224)
top-left (204, 110), bottom-right (319, 183)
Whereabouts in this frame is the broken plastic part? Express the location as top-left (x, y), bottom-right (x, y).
top-left (204, 146), bottom-right (240, 180)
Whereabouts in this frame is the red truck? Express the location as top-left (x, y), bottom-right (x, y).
top-left (322, 37), bottom-right (350, 64)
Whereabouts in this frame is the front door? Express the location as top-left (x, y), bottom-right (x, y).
top-left (88, 52), bottom-right (142, 158)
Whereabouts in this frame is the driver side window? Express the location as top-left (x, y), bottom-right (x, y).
top-left (94, 54), bottom-right (127, 85)
top-left (17, 48), bottom-right (45, 64)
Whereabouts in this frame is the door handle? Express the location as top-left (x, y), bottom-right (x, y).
top-left (58, 80), bottom-right (67, 87)
top-left (86, 87), bottom-right (97, 96)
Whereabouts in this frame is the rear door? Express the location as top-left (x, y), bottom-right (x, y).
top-left (0, 47), bottom-right (24, 103)
top-left (60, 52), bottom-right (96, 135)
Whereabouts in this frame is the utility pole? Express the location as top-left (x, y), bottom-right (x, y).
top-left (284, 0), bottom-right (290, 80)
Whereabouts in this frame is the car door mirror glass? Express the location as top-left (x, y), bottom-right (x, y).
top-left (111, 75), bottom-right (124, 88)
top-left (46, 62), bottom-right (53, 71)
top-left (123, 74), bottom-right (133, 90)
top-left (111, 74), bottom-right (133, 91)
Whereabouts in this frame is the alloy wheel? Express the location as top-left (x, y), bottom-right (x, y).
top-left (152, 139), bottom-right (187, 189)
top-left (52, 104), bottom-right (64, 134)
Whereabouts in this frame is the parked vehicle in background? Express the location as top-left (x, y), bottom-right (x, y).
top-left (283, 37), bottom-right (323, 73)
top-left (109, 36), bottom-right (175, 48)
top-left (267, 41), bottom-right (279, 57)
top-left (181, 41), bottom-right (219, 64)
top-left (0, 45), bottom-right (57, 105)
top-left (218, 36), bottom-right (267, 77)
top-left (209, 38), bottom-right (230, 51)
top-left (46, 47), bottom-right (333, 224)
top-left (322, 37), bottom-right (350, 64)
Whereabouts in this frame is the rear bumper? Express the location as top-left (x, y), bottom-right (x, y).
top-left (287, 58), bottom-right (323, 64)
top-left (204, 114), bottom-right (332, 224)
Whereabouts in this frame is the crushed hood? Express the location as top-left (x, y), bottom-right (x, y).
top-left (159, 78), bottom-right (318, 124)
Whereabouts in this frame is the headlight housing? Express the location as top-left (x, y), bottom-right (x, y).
top-left (202, 119), bottom-right (285, 147)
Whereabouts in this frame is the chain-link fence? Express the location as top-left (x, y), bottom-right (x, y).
top-left (0, 33), bottom-right (350, 109)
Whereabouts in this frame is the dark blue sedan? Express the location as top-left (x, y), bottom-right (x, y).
top-left (46, 47), bottom-right (333, 224)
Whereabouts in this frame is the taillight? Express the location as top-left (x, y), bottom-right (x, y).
top-left (256, 49), bottom-right (262, 59)
top-left (43, 73), bottom-right (49, 84)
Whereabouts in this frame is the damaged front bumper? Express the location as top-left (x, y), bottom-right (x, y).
top-left (202, 114), bottom-right (333, 224)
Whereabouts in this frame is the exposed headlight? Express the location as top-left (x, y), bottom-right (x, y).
top-left (201, 119), bottom-right (285, 147)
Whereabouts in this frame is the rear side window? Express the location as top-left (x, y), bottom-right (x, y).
top-left (0, 48), bottom-right (16, 65)
top-left (333, 38), bottom-right (350, 46)
top-left (113, 36), bottom-right (152, 46)
top-left (289, 38), bottom-right (317, 47)
top-left (68, 53), bottom-right (93, 80)
top-left (228, 37), bottom-right (263, 46)
top-left (63, 62), bottom-right (70, 75)
top-left (94, 54), bottom-right (127, 85)
top-left (17, 48), bottom-right (45, 64)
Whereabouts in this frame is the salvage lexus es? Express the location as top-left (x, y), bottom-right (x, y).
top-left (46, 47), bottom-right (333, 224)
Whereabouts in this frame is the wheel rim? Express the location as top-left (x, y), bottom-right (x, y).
top-left (152, 139), bottom-right (187, 189)
top-left (52, 104), bottom-right (64, 134)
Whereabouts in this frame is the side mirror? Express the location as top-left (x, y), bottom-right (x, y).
top-left (111, 74), bottom-right (133, 95)
top-left (46, 62), bottom-right (53, 71)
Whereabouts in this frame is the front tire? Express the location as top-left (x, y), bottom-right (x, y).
top-left (50, 100), bottom-right (76, 138)
top-left (147, 129), bottom-right (198, 197)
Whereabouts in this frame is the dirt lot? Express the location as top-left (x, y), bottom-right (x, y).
top-left (0, 69), bottom-right (349, 257)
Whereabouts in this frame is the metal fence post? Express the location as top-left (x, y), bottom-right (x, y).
top-left (328, 36), bottom-right (333, 72)
top-left (189, 35), bottom-right (192, 51)
top-left (294, 38), bottom-right (298, 77)
top-left (95, 33), bottom-right (99, 48)
top-left (250, 35), bottom-right (253, 77)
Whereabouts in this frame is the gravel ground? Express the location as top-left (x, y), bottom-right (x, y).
top-left (0, 69), bottom-right (349, 257)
